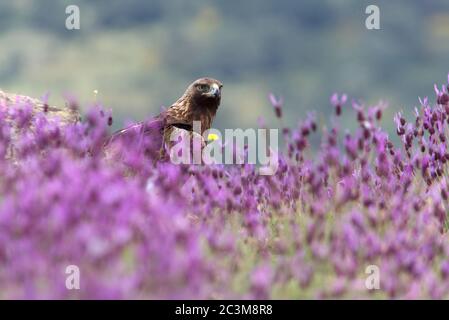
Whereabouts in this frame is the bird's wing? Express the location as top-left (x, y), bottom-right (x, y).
top-left (163, 108), bottom-right (193, 131)
top-left (103, 108), bottom-right (195, 162)
top-left (104, 115), bottom-right (165, 147)
top-left (105, 107), bottom-right (193, 144)
top-left (103, 116), bottom-right (167, 162)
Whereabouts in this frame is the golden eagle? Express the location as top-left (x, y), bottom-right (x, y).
top-left (104, 77), bottom-right (223, 160)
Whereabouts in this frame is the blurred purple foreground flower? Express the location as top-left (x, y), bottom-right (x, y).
top-left (2, 74), bottom-right (449, 299)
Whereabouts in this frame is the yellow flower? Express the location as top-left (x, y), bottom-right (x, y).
top-left (207, 133), bottom-right (219, 141)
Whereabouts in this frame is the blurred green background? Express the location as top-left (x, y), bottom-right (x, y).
top-left (1, 0), bottom-right (449, 133)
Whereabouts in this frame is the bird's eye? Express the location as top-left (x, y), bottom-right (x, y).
top-left (198, 84), bottom-right (210, 92)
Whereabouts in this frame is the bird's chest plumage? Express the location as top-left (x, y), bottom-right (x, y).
top-left (167, 103), bottom-right (216, 134)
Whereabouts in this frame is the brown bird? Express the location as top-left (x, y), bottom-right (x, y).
top-left (104, 77), bottom-right (223, 160)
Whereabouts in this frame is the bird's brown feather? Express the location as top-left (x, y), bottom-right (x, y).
top-left (104, 77), bottom-right (222, 161)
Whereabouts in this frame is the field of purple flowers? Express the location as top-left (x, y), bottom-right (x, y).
top-left (2, 75), bottom-right (449, 299)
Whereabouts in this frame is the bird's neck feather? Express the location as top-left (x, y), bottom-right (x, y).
top-left (170, 94), bottom-right (218, 133)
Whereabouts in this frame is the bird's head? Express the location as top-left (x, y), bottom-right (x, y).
top-left (187, 77), bottom-right (223, 107)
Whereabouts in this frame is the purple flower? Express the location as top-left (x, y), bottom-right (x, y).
top-left (269, 93), bottom-right (283, 118)
top-left (1, 73), bottom-right (449, 299)
top-left (250, 264), bottom-right (273, 299)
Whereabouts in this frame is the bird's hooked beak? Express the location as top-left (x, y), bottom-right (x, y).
top-left (209, 83), bottom-right (221, 99)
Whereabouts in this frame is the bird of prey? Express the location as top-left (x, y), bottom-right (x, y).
top-left (103, 77), bottom-right (223, 161)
